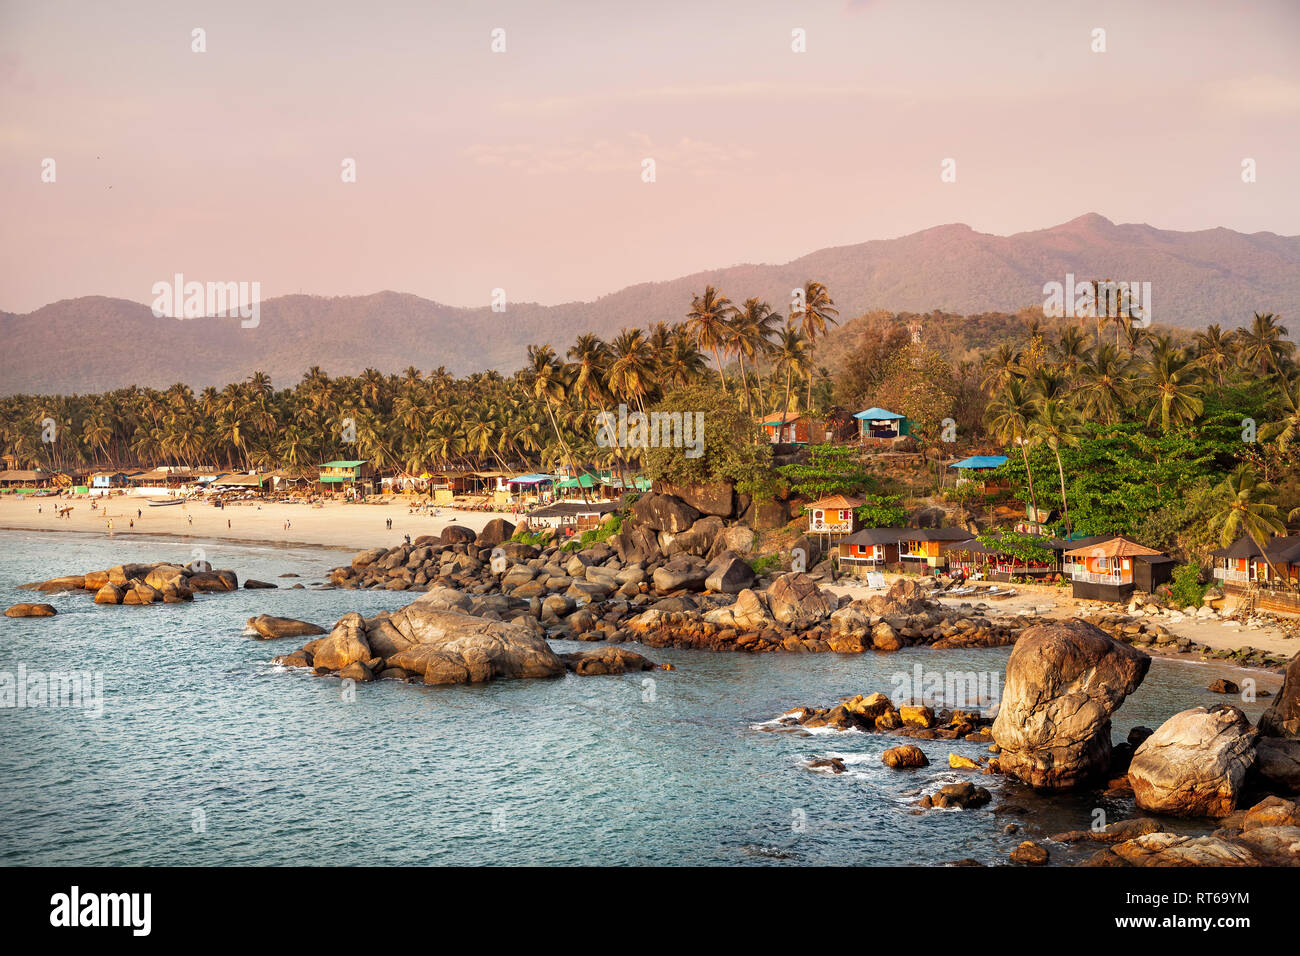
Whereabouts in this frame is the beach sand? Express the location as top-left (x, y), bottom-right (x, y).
top-left (6, 494), bottom-right (1297, 662)
top-left (0, 494), bottom-right (507, 554)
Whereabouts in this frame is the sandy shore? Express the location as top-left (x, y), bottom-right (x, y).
top-left (6, 494), bottom-right (1297, 661)
top-left (826, 574), bottom-right (1300, 660)
top-left (0, 494), bottom-right (508, 553)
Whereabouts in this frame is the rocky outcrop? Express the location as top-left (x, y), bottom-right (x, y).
top-left (631, 493), bottom-right (700, 534)
top-left (1128, 705), bottom-right (1257, 817)
top-left (992, 619), bottom-right (1150, 790)
top-left (4, 603), bottom-right (56, 617)
top-left (476, 517), bottom-right (515, 547)
top-left (704, 553), bottom-right (755, 594)
top-left (1259, 651), bottom-right (1300, 738)
top-left (655, 480), bottom-right (734, 518)
top-left (766, 572), bottom-right (835, 628)
top-left (23, 560), bottom-right (237, 605)
top-left (1105, 833), bottom-right (1259, 867)
top-left (246, 615), bottom-right (326, 640)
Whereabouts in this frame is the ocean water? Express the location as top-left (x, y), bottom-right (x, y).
top-left (0, 530), bottom-right (1279, 866)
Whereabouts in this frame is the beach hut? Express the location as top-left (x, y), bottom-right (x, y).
top-left (1062, 536), bottom-right (1169, 602)
top-left (948, 455), bottom-right (1009, 492)
top-left (853, 407), bottom-right (911, 441)
top-left (837, 528), bottom-right (903, 576)
top-left (210, 473), bottom-right (266, 495)
top-left (318, 460), bottom-right (372, 497)
top-left (526, 500), bottom-right (619, 533)
top-left (554, 473), bottom-right (599, 500)
top-left (1211, 535), bottom-right (1300, 605)
top-left (804, 494), bottom-right (862, 539)
top-left (898, 527), bottom-right (974, 572)
top-left (506, 473), bottom-right (555, 505)
top-left (0, 468), bottom-right (51, 491)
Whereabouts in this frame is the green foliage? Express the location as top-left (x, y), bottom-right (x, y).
top-left (975, 528), bottom-right (1054, 564)
top-left (641, 385), bottom-right (772, 489)
top-left (577, 512), bottom-right (623, 547)
top-left (854, 494), bottom-right (908, 528)
top-left (510, 526), bottom-right (553, 547)
top-left (777, 444), bottom-right (875, 498)
top-left (748, 553), bottom-right (782, 575)
top-left (1167, 562), bottom-right (1207, 608)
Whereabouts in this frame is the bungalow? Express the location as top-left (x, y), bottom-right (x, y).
top-left (526, 500), bottom-right (620, 534)
top-left (90, 471), bottom-right (130, 491)
top-left (758, 412), bottom-right (857, 445)
top-left (897, 527), bottom-right (975, 572)
top-left (853, 407), bottom-right (912, 441)
top-left (948, 455), bottom-right (1009, 492)
top-left (804, 494), bottom-right (862, 538)
top-left (1063, 536), bottom-right (1173, 602)
top-left (1212, 535), bottom-right (1300, 591)
top-left (837, 528), bottom-right (903, 575)
top-left (318, 460), bottom-right (373, 496)
top-left (504, 473), bottom-right (555, 506)
top-left (210, 473), bottom-right (265, 495)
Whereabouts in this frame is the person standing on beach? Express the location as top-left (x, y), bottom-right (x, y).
top-left (227, 519), bottom-right (231, 529)
top-left (188, 515), bottom-right (193, 526)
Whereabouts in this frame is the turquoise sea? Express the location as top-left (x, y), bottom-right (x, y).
top-left (0, 530), bottom-right (1276, 866)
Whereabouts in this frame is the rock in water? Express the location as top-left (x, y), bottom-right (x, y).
top-left (992, 619), bottom-right (1149, 790)
top-left (1259, 651), bottom-right (1300, 739)
top-left (380, 604), bottom-right (563, 684)
top-left (881, 744), bottom-right (929, 769)
top-left (4, 603), bottom-right (56, 617)
top-left (559, 647), bottom-right (657, 675)
top-left (246, 615), bottom-right (326, 640)
top-left (1128, 705), bottom-right (1257, 817)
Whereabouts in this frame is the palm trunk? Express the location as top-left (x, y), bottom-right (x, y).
top-left (1053, 445), bottom-right (1071, 534)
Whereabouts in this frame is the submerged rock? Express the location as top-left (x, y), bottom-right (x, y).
top-left (246, 615), bottom-right (326, 640)
top-left (4, 602), bottom-right (56, 617)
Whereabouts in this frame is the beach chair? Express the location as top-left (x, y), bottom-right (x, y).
top-left (866, 571), bottom-right (886, 590)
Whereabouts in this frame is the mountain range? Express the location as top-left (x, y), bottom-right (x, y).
top-left (3, 213), bottom-right (1298, 396)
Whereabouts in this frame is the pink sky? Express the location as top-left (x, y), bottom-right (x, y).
top-left (1, 0), bottom-right (1298, 314)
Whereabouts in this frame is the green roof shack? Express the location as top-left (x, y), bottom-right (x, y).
top-left (318, 459), bottom-right (373, 495)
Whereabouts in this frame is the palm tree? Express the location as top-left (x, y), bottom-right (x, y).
top-left (729, 298), bottom-right (779, 416)
top-left (1193, 324), bottom-right (1234, 387)
top-left (1259, 376), bottom-right (1300, 450)
top-left (1210, 465), bottom-right (1290, 585)
top-left (659, 327), bottom-right (708, 388)
top-left (1029, 397), bottom-right (1079, 534)
top-left (791, 281), bottom-right (838, 411)
top-left (1140, 345), bottom-right (1204, 433)
top-left (685, 285), bottom-right (736, 393)
top-left (984, 377), bottom-right (1041, 525)
top-left (981, 343), bottom-right (1025, 393)
top-left (1074, 342), bottom-right (1135, 425)
top-left (772, 326), bottom-right (811, 420)
top-left (526, 345), bottom-right (584, 494)
top-left (1237, 312), bottom-right (1294, 378)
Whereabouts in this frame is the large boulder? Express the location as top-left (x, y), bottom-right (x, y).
top-left (439, 525), bottom-right (477, 545)
top-left (303, 613), bottom-right (372, 670)
top-left (1128, 705), bottom-right (1257, 818)
top-left (652, 562), bottom-right (708, 593)
top-left (631, 493), bottom-right (700, 534)
top-left (107, 563), bottom-right (156, 588)
top-left (705, 554), bottom-right (756, 594)
top-left (351, 547), bottom-right (388, 569)
top-left (188, 569), bottom-right (238, 592)
top-left (1107, 833), bottom-right (1258, 867)
top-left (702, 589), bottom-right (773, 631)
top-left (1259, 650), bottom-right (1300, 739)
top-left (477, 518), bottom-right (515, 548)
top-left (5, 603), bottom-right (56, 617)
top-left (381, 605), bottom-right (563, 684)
top-left (766, 572), bottom-right (835, 628)
top-left (656, 481), bottom-right (735, 518)
top-left (827, 603), bottom-right (872, 653)
top-left (707, 525), bottom-right (755, 561)
top-left (667, 515), bottom-right (724, 557)
top-left (992, 619), bottom-right (1150, 790)
top-left (611, 525), bottom-right (661, 565)
top-left (93, 583), bottom-right (123, 605)
top-left (246, 615), bottom-right (326, 640)
top-left (1255, 737), bottom-right (1300, 793)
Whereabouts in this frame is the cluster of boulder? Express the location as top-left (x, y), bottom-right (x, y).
top-left (773, 691), bottom-right (994, 742)
top-left (21, 561), bottom-right (247, 606)
top-left (272, 587), bottom-right (658, 686)
top-left (322, 504), bottom-right (1033, 657)
top-left (1081, 608), bottom-right (1294, 671)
